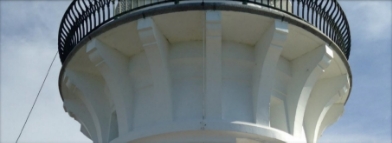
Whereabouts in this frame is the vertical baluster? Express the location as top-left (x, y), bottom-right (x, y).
top-left (330, 3), bottom-right (339, 42)
top-left (298, 0), bottom-right (301, 18)
top-left (103, 3), bottom-right (106, 21)
top-left (320, 1), bottom-right (324, 29)
top-left (99, 1), bottom-right (102, 24)
top-left (322, 1), bottom-right (329, 33)
top-left (112, 0), bottom-right (114, 16)
top-left (82, 0), bottom-right (89, 35)
top-left (286, 0), bottom-right (288, 11)
top-left (316, 1), bottom-right (319, 28)
top-left (311, 1), bottom-right (314, 26)
top-left (97, 1), bottom-right (100, 26)
top-left (310, 0), bottom-right (318, 25)
top-left (327, 2), bottom-right (333, 36)
top-left (318, 1), bottom-right (324, 31)
top-left (307, 2), bottom-right (310, 22)
top-left (87, 11), bottom-right (91, 31)
top-left (301, 0), bottom-right (305, 19)
top-left (95, 0), bottom-right (100, 25)
top-left (296, 0), bottom-right (299, 16)
top-left (102, 1), bottom-right (105, 22)
top-left (273, 0), bottom-right (276, 8)
top-left (92, 1), bottom-right (95, 29)
top-left (77, 21), bottom-right (80, 42)
top-left (79, 18), bottom-right (82, 42)
top-left (339, 23), bottom-right (344, 47)
top-left (64, 18), bottom-right (72, 34)
top-left (79, 0), bottom-right (83, 39)
top-left (75, 3), bottom-right (82, 42)
top-left (71, 9), bottom-right (78, 43)
top-left (82, 1), bottom-right (88, 38)
top-left (89, 2), bottom-right (93, 32)
top-left (290, 0), bottom-right (294, 14)
top-left (280, 0), bottom-right (282, 10)
top-left (103, 1), bottom-right (106, 21)
top-left (106, 1), bottom-right (109, 20)
top-left (313, 0), bottom-right (322, 28)
top-left (103, 1), bottom-right (107, 22)
top-left (316, 1), bottom-right (323, 29)
top-left (334, 8), bottom-right (342, 43)
top-left (82, 21), bottom-right (85, 41)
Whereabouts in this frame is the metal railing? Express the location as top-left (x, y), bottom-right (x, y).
top-left (58, 0), bottom-right (351, 63)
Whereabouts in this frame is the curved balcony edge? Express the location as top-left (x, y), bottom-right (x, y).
top-left (58, 2), bottom-right (352, 105)
top-left (58, 0), bottom-right (351, 63)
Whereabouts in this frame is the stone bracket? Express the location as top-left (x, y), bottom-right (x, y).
top-left (286, 44), bottom-right (334, 136)
top-left (86, 38), bottom-right (134, 136)
top-left (252, 19), bottom-right (288, 125)
top-left (64, 71), bottom-right (111, 143)
top-left (137, 17), bottom-right (173, 121)
top-left (304, 74), bottom-right (349, 142)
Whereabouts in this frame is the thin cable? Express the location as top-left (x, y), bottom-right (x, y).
top-left (15, 51), bottom-right (59, 143)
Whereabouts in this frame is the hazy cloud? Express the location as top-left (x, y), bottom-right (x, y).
top-left (1, 1), bottom-right (91, 142)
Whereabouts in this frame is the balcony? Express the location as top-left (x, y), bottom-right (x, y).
top-left (58, 0), bottom-right (351, 63)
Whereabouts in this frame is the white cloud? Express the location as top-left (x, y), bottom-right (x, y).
top-left (340, 1), bottom-right (392, 41)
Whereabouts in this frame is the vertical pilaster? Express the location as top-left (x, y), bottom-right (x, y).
top-left (205, 11), bottom-right (223, 120)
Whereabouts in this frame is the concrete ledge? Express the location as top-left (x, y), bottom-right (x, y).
top-left (111, 120), bottom-right (297, 143)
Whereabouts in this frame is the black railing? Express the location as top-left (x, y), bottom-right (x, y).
top-left (58, 0), bottom-right (351, 63)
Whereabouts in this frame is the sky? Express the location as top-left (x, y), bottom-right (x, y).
top-left (0, 1), bottom-right (391, 143)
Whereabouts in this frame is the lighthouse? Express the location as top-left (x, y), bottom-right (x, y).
top-left (58, 0), bottom-right (352, 143)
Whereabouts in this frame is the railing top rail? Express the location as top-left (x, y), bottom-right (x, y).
top-left (58, 0), bottom-right (351, 63)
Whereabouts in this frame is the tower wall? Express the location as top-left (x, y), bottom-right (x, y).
top-left (60, 6), bottom-right (351, 143)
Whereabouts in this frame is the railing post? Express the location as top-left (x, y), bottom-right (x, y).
top-left (242, 0), bottom-right (247, 5)
top-left (174, 0), bottom-right (179, 4)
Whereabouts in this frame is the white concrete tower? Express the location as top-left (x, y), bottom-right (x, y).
top-left (58, 0), bottom-right (352, 143)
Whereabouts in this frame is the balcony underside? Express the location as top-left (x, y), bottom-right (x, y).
top-left (59, 9), bottom-right (351, 143)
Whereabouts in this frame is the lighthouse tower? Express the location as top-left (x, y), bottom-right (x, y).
top-left (58, 0), bottom-right (351, 143)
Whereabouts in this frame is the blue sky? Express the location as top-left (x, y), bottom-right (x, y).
top-left (0, 1), bottom-right (390, 143)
